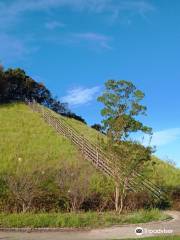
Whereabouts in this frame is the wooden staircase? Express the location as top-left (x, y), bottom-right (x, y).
top-left (27, 101), bottom-right (164, 199)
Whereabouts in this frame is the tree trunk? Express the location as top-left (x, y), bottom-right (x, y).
top-left (22, 202), bottom-right (27, 213)
top-left (115, 182), bottom-right (120, 212)
top-left (119, 195), bottom-right (124, 214)
top-left (119, 181), bottom-right (127, 214)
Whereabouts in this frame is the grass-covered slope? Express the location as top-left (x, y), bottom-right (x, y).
top-left (61, 115), bottom-right (101, 144)
top-left (0, 102), bottom-right (179, 212)
top-left (55, 110), bottom-right (180, 188)
top-left (0, 103), bottom-right (112, 213)
top-left (150, 157), bottom-right (180, 188)
top-left (0, 103), bottom-right (95, 173)
top-left (0, 103), bottom-right (179, 186)
top-left (50, 109), bottom-right (106, 145)
top-left (56, 109), bottom-right (180, 189)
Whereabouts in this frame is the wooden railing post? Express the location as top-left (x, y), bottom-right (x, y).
top-left (96, 147), bottom-right (99, 167)
top-left (55, 120), bottom-right (58, 130)
top-left (81, 135), bottom-right (84, 153)
top-left (48, 114), bottom-right (50, 125)
top-left (68, 128), bottom-right (72, 140)
top-left (67, 127), bottom-right (70, 137)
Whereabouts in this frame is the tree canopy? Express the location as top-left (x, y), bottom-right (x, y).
top-left (97, 80), bottom-right (152, 142)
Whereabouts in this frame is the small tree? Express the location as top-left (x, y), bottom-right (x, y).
top-left (56, 162), bottom-right (92, 212)
top-left (111, 141), bottom-right (152, 213)
top-left (5, 166), bottom-right (42, 213)
top-left (98, 80), bottom-right (152, 213)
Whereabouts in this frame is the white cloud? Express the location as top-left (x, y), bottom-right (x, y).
top-left (71, 32), bottom-right (112, 49)
top-left (45, 20), bottom-right (65, 30)
top-left (61, 86), bottom-right (100, 106)
top-left (141, 128), bottom-right (180, 147)
top-left (45, 32), bottom-right (112, 51)
top-left (152, 128), bottom-right (180, 146)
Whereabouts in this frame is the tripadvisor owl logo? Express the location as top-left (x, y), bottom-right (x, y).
top-left (135, 227), bottom-right (144, 236)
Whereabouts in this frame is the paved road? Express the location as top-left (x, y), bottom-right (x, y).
top-left (0, 211), bottom-right (179, 240)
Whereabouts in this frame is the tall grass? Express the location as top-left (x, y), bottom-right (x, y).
top-left (51, 108), bottom-right (106, 145)
top-left (0, 209), bottom-right (168, 228)
top-left (126, 237), bottom-right (179, 240)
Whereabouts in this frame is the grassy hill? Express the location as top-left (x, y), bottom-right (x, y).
top-left (150, 157), bottom-right (180, 188)
top-left (0, 102), bottom-right (113, 212)
top-left (55, 108), bottom-right (180, 189)
top-left (0, 102), bottom-right (179, 183)
top-left (0, 102), bottom-right (179, 212)
top-left (49, 106), bottom-right (106, 145)
top-left (0, 103), bottom-right (98, 174)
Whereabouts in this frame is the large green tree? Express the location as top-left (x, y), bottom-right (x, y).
top-left (98, 80), bottom-right (153, 213)
top-left (98, 80), bottom-right (152, 142)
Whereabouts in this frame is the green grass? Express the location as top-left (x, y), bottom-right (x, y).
top-left (50, 108), bottom-right (106, 145)
top-left (0, 209), bottom-right (168, 228)
top-left (0, 102), bottom-right (179, 216)
top-left (126, 237), bottom-right (180, 240)
top-left (148, 157), bottom-right (180, 188)
top-left (52, 107), bottom-right (180, 189)
top-left (0, 102), bottom-right (179, 189)
top-left (0, 103), bottom-right (96, 173)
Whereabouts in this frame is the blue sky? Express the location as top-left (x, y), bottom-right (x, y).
top-left (0, 0), bottom-right (180, 167)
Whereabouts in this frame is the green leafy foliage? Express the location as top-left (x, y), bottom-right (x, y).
top-left (97, 80), bottom-right (152, 140)
top-left (0, 66), bottom-right (86, 123)
top-left (97, 80), bottom-right (154, 212)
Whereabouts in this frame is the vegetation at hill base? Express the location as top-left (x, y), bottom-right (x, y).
top-left (0, 209), bottom-right (168, 228)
